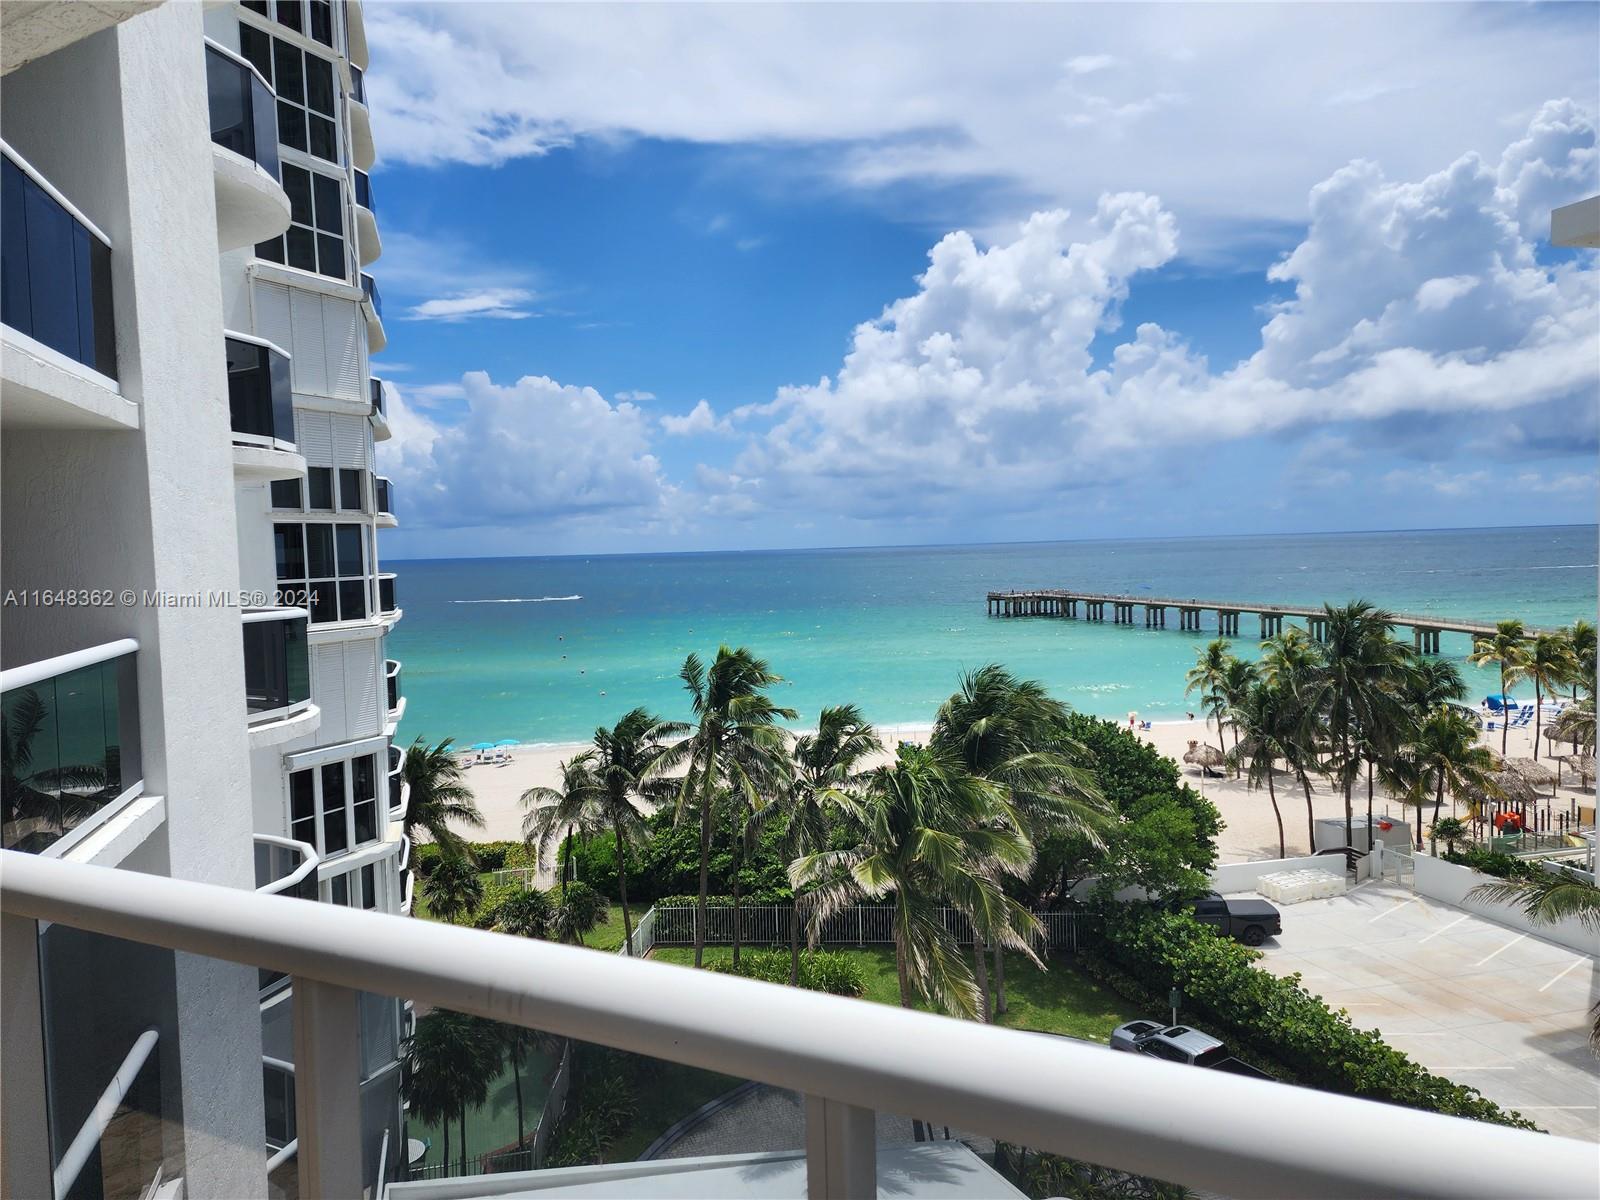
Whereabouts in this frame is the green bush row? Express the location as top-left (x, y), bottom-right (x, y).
top-left (706, 949), bottom-right (866, 997)
top-left (1441, 846), bottom-right (1542, 882)
top-left (1087, 905), bottom-right (1537, 1129)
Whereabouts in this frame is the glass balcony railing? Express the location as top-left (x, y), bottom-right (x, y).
top-left (242, 610), bottom-right (311, 721)
top-left (206, 42), bottom-right (280, 181)
top-left (225, 335), bottom-right (293, 447)
top-left (384, 660), bottom-right (401, 716)
top-left (386, 747), bottom-right (405, 821)
top-left (374, 475), bottom-right (394, 515)
top-left (369, 375), bottom-right (385, 417)
top-left (354, 168), bottom-right (375, 214)
top-left (377, 573), bottom-right (397, 615)
top-left (1, 144), bottom-right (117, 380)
top-left (1, 642), bottom-right (142, 854)
top-left (360, 272), bottom-right (382, 320)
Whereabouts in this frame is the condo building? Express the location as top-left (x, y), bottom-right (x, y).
top-left (2, 2), bottom-right (404, 1195)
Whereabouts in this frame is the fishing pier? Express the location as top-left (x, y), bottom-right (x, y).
top-left (984, 590), bottom-right (1537, 652)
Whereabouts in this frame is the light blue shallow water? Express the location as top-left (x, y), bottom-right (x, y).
top-left (389, 526), bottom-right (1597, 746)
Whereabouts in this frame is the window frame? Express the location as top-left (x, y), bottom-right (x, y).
top-left (286, 747), bottom-right (384, 860)
top-left (254, 160), bottom-right (349, 282)
top-left (274, 519), bottom-right (372, 623)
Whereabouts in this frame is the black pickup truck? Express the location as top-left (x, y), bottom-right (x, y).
top-left (1189, 892), bottom-right (1281, 946)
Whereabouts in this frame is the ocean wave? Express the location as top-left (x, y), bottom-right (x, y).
top-left (451, 595), bottom-right (583, 604)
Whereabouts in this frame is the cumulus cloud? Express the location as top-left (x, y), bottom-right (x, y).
top-left (404, 288), bottom-right (537, 322)
top-left (660, 399), bottom-right (734, 437)
top-left (377, 373), bottom-right (672, 530)
top-left (366, 4), bottom-right (1597, 254)
top-left (702, 105), bottom-right (1597, 518)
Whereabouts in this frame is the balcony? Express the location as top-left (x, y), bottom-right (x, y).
top-left (226, 333), bottom-right (305, 481)
top-left (386, 745), bottom-right (408, 824)
top-left (206, 41), bottom-right (290, 252)
top-left (242, 609), bottom-right (317, 745)
top-left (384, 659), bottom-right (403, 725)
top-left (360, 271), bottom-right (386, 351)
top-left (378, 573), bottom-right (398, 621)
top-left (1, 143), bottom-right (129, 429)
top-left (0, 641), bottom-right (142, 856)
top-left (369, 375), bottom-right (391, 441)
top-left (254, 834), bottom-right (319, 901)
top-left (348, 64), bottom-right (375, 170)
top-left (344, 0), bottom-right (369, 69)
top-left (354, 168), bottom-right (380, 264)
top-left (1, 853), bottom-right (1592, 1200)
top-left (374, 474), bottom-right (397, 527)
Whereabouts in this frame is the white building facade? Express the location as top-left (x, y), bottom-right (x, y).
top-left (1, 2), bottom-right (404, 1197)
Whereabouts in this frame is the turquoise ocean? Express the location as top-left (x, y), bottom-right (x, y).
top-left (389, 526), bottom-right (1598, 747)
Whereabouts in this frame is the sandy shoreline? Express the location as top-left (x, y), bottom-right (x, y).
top-left (446, 715), bottom-right (1576, 878)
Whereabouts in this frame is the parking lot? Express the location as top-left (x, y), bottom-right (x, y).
top-left (1239, 881), bottom-right (1599, 1142)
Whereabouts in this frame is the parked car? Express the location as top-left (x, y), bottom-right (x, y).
top-left (1108, 1021), bottom-right (1273, 1079)
top-left (1189, 891), bottom-right (1281, 945)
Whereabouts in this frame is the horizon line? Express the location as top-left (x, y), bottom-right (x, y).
top-left (379, 520), bottom-right (1598, 565)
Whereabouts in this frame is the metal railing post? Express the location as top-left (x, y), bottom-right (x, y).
top-left (0, 914), bottom-right (51, 1200)
top-left (292, 977), bottom-right (364, 1199)
top-left (804, 1094), bottom-right (875, 1199)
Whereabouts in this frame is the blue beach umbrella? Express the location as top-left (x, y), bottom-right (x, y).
top-left (471, 741), bottom-right (495, 750)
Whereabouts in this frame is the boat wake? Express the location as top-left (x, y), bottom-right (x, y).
top-left (451, 595), bottom-right (582, 604)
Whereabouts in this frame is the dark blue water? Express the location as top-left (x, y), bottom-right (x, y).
top-left (388, 526), bottom-right (1597, 745)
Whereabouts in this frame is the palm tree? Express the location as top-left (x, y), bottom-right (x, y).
top-left (1230, 681), bottom-right (1293, 857)
top-left (1430, 816), bottom-right (1467, 855)
top-left (1402, 657), bottom-right (1466, 712)
top-left (401, 1010), bottom-right (502, 1176)
top-left (1219, 656), bottom-right (1261, 775)
top-left (1549, 696), bottom-right (1596, 754)
top-left (1469, 620), bottom-right (1531, 757)
top-left (1525, 632), bottom-right (1576, 761)
top-left (791, 743), bottom-right (1040, 1020)
top-left (1401, 707), bottom-right (1497, 849)
top-left (1564, 620), bottom-right (1596, 701)
top-left (675, 647), bottom-right (796, 967)
top-left (402, 737), bottom-right (484, 860)
top-left (587, 709), bottom-right (686, 954)
top-left (521, 753), bottom-right (605, 895)
top-left (1303, 602), bottom-right (1413, 850)
top-left (1261, 629), bottom-right (1324, 851)
top-left (931, 665), bottom-right (1108, 1016)
top-left (494, 888), bottom-right (555, 939)
top-left (551, 879), bottom-right (607, 945)
top-left (419, 854), bottom-right (484, 924)
top-left (1185, 639), bottom-right (1233, 757)
top-left (764, 704), bottom-right (881, 984)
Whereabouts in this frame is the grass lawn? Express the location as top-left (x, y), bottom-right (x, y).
top-left (650, 945), bottom-right (1139, 1040)
top-left (581, 902), bottom-right (630, 952)
top-left (409, 1046), bottom-right (557, 1171)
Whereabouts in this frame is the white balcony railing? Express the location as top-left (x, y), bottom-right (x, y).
top-left (0, 851), bottom-right (1593, 1200)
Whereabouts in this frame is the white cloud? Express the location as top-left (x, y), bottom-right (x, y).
top-left (377, 373), bottom-right (673, 529)
top-left (366, 4), bottom-right (1598, 256)
top-left (660, 399), bottom-right (734, 437)
top-left (404, 287), bottom-right (537, 322)
top-left (614, 389), bottom-right (656, 402)
top-left (701, 106), bottom-right (1597, 519)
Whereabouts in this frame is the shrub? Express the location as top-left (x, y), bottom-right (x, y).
top-left (552, 880), bottom-right (608, 943)
top-left (706, 948), bottom-right (866, 997)
top-left (474, 880), bottom-right (528, 929)
top-left (1442, 846), bottom-right (1541, 882)
top-left (1085, 904), bottom-right (1536, 1128)
top-left (412, 842), bottom-right (442, 877)
top-left (494, 887), bottom-right (557, 938)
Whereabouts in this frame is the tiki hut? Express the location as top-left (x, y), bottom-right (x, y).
top-left (1182, 741), bottom-right (1226, 778)
top-left (1505, 757), bottom-right (1557, 798)
top-left (1557, 754), bottom-right (1596, 789)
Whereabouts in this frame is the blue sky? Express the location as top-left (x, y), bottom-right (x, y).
top-left (366, 2), bottom-right (1598, 558)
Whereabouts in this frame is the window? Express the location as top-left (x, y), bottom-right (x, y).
top-left (239, 24), bottom-right (338, 162)
top-left (330, 873), bottom-right (349, 905)
top-left (307, 466), bottom-right (334, 510)
top-left (287, 750), bottom-right (383, 859)
top-left (339, 468), bottom-right (364, 511)
top-left (271, 479), bottom-right (302, 510)
top-left (360, 864), bottom-right (377, 910)
top-left (254, 163), bottom-right (346, 280)
top-left (275, 522), bottom-right (369, 622)
top-left (246, 1), bottom-right (336, 48)
top-left (1142, 1041), bottom-right (1187, 1063)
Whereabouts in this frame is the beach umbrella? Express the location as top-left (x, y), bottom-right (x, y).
top-left (1505, 757), bottom-right (1556, 796)
top-left (1182, 741), bottom-right (1226, 775)
top-left (471, 741), bottom-right (495, 750)
top-left (1462, 767), bottom-right (1536, 815)
top-left (1557, 754), bottom-right (1596, 788)
top-left (494, 739), bottom-right (521, 747)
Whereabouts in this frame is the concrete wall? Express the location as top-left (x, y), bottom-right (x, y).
top-left (1211, 855), bottom-right (1347, 894)
top-left (1412, 854), bottom-right (1598, 956)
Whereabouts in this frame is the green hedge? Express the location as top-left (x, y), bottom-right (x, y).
top-left (1442, 846), bottom-right (1542, 882)
top-left (707, 949), bottom-right (866, 996)
top-left (1087, 905), bottom-right (1537, 1129)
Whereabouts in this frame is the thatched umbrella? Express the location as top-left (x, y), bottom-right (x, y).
top-left (1505, 756), bottom-right (1557, 798)
top-left (1461, 766), bottom-right (1536, 819)
top-left (1557, 754), bottom-right (1596, 789)
top-left (1182, 741), bottom-right (1226, 777)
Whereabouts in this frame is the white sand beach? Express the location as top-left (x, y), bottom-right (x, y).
top-left (443, 715), bottom-right (1583, 875)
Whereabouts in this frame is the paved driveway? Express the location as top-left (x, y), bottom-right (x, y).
top-left (1238, 881), bottom-right (1599, 1141)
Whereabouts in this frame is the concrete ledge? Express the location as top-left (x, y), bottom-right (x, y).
top-left (1, 327), bottom-right (137, 430)
top-left (1412, 853), bottom-right (1597, 955)
top-left (62, 795), bottom-right (165, 869)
